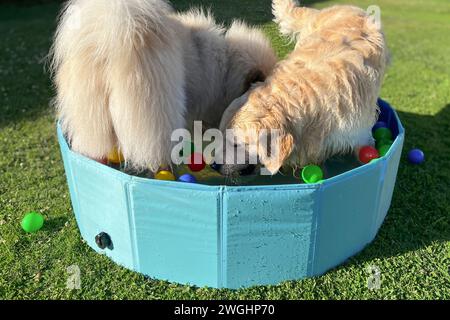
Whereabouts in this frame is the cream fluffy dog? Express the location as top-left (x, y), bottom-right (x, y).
top-left (219, 0), bottom-right (389, 175)
top-left (51, 0), bottom-right (277, 172)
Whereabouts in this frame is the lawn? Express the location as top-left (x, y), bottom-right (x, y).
top-left (0, 0), bottom-right (449, 300)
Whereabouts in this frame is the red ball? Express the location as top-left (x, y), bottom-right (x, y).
top-left (359, 146), bottom-right (380, 164)
top-left (188, 153), bottom-right (206, 172)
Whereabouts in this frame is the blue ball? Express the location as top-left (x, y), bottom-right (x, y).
top-left (407, 149), bottom-right (425, 164)
top-left (372, 121), bottom-right (388, 132)
top-left (178, 174), bottom-right (197, 183)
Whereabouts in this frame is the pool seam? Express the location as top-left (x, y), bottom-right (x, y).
top-left (126, 179), bottom-right (140, 271)
top-left (218, 186), bottom-right (226, 288)
top-left (310, 186), bottom-right (323, 276)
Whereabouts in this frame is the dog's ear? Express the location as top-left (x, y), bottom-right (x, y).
top-left (258, 132), bottom-right (294, 174)
top-left (244, 69), bottom-right (265, 92)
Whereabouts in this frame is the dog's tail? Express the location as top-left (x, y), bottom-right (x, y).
top-left (50, 0), bottom-right (186, 171)
top-left (272, 0), bottom-right (318, 39)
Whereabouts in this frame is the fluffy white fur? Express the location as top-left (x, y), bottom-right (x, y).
top-left (51, 0), bottom-right (277, 172)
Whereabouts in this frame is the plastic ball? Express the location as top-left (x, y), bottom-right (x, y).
top-left (301, 165), bottom-right (324, 184)
top-left (408, 149), bottom-right (425, 164)
top-left (378, 144), bottom-right (391, 157)
top-left (178, 174), bottom-right (197, 183)
top-left (188, 153), bottom-right (206, 172)
top-left (372, 121), bottom-right (388, 132)
top-left (373, 127), bottom-right (393, 141)
top-left (376, 139), bottom-right (393, 150)
top-left (108, 147), bottom-right (124, 164)
top-left (359, 146), bottom-right (380, 164)
top-left (21, 212), bottom-right (44, 233)
top-left (155, 170), bottom-right (176, 181)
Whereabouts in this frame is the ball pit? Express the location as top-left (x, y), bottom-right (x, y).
top-left (57, 99), bottom-right (404, 288)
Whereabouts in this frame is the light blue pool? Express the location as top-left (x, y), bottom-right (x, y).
top-left (58, 99), bottom-right (405, 289)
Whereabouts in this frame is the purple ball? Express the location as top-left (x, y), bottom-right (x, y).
top-left (178, 174), bottom-right (197, 183)
top-left (408, 149), bottom-right (425, 164)
top-left (373, 121), bottom-right (388, 132)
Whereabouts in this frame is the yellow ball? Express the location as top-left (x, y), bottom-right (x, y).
top-left (155, 170), bottom-right (176, 181)
top-left (107, 147), bottom-right (124, 164)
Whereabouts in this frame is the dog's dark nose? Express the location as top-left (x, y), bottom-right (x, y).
top-left (210, 162), bottom-right (222, 171)
top-left (239, 164), bottom-right (256, 176)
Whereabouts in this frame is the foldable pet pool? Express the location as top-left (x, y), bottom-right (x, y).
top-left (58, 99), bottom-right (404, 289)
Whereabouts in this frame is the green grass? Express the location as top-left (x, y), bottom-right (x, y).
top-left (0, 0), bottom-right (449, 300)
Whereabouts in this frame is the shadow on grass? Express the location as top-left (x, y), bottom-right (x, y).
top-left (344, 103), bottom-right (450, 266)
top-left (0, 2), bottom-right (61, 129)
top-left (42, 216), bottom-right (67, 233)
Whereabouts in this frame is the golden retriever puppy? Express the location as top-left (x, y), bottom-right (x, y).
top-left (219, 0), bottom-right (389, 175)
top-left (51, 0), bottom-right (276, 172)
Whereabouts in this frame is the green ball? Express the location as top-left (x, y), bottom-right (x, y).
top-left (302, 165), bottom-right (324, 184)
top-left (21, 212), bottom-right (44, 233)
top-left (373, 127), bottom-right (393, 141)
top-left (378, 144), bottom-right (391, 157)
top-left (376, 139), bottom-right (393, 149)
